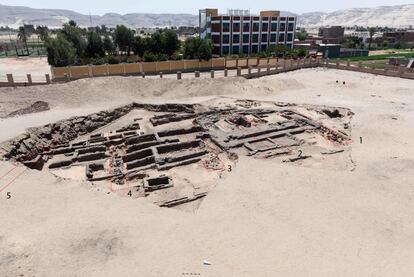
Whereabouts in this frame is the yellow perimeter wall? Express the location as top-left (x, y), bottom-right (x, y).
top-left (51, 57), bottom-right (286, 79)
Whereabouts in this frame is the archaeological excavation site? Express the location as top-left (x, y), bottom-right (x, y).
top-left (0, 97), bottom-right (354, 210)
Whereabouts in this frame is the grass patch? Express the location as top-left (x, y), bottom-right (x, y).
top-left (341, 52), bottom-right (414, 61)
top-left (362, 62), bottom-right (387, 70)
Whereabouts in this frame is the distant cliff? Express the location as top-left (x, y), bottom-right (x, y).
top-left (0, 4), bottom-right (413, 28)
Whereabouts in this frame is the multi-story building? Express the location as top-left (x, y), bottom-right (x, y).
top-left (318, 26), bottom-right (345, 44)
top-left (367, 31), bottom-right (414, 48)
top-left (199, 8), bottom-right (296, 56)
top-left (383, 31), bottom-right (414, 47)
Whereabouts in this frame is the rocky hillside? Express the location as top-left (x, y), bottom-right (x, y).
top-left (0, 3), bottom-right (413, 28)
top-left (0, 4), bottom-right (198, 28)
top-left (298, 5), bottom-right (414, 28)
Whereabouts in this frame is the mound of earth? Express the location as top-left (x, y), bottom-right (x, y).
top-left (6, 101), bottom-right (50, 118)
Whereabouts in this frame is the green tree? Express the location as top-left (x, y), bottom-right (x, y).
top-left (45, 33), bottom-right (76, 67)
top-left (183, 37), bottom-right (213, 61)
top-left (113, 25), bottom-right (134, 55)
top-left (61, 22), bottom-right (87, 58)
top-left (131, 36), bottom-right (147, 57)
top-left (17, 26), bottom-right (30, 55)
top-left (103, 35), bottom-right (115, 55)
top-left (147, 31), bottom-right (163, 53)
top-left (68, 20), bottom-right (77, 27)
top-left (344, 36), bottom-right (362, 49)
top-left (161, 29), bottom-right (180, 56)
top-left (86, 31), bottom-right (105, 58)
top-left (36, 26), bottom-right (49, 41)
top-left (100, 25), bottom-right (108, 35)
top-left (296, 31), bottom-right (308, 41)
top-left (144, 29), bottom-right (180, 57)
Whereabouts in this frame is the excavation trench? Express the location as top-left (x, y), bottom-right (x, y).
top-left (0, 99), bottom-right (353, 210)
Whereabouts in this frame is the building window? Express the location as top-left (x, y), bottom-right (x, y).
top-left (243, 34), bottom-right (249, 43)
top-left (262, 22), bottom-right (269, 32)
top-left (287, 33), bottom-right (293, 42)
top-left (252, 34), bottom-right (259, 43)
top-left (270, 33), bottom-right (277, 42)
top-left (271, 23), bottom-right (277, 32)
top-left (212, 35), bottom-right (221, 44)
top-left (211, 23), bottom-right (221, 32)
top-left (261, 45), bottom-right (267, 52)
top-left (233, 22), bottom-right (240, 32)
top-left (288, 23), bottom-right (294, 32)
top-left (213, 46), bottom-right (220, 54)
top-left (223, 34), bottom-right (230, 44)
top-left (253, 22), bottom-right (260, 32)
top-left (233, 34), bottom-right (240, 44)
top-left (223, 46), bottom-right (230, 55)
top-left (279, 23), bottom-right (286, 32)
top-left (286, 43), bottom-right (293, 49)
top-left (280, 17), bottom-right (286, 21)
top-left (252, 44), bottom-right (259, 53)
top-left (288, 17), bottom-right (295, 21)
top-left (261, 33), bottom-right (268, 43)
top-left (243, 45), bottom-right (249, 54)
top-left (223, 23), bottom-right (230, 32)
top-left (232, 45), bottom-right (240, 54)
top-left (279, 33), bottom-right (285, 42)
top-left (243, 22), bottom-right (250, 32)
top-left (271, 17), bottom-right (278, 21)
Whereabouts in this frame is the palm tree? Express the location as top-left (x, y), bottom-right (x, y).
top-left (17, 26), bottom-right (30, 55)
top-left (368, 27), bottom-right (376, 50)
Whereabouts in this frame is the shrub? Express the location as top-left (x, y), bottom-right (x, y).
top-left (143, 51), bottom-right (157, 62)
top-left (107, 55), bottom-right (119, 64)
top-left (90, 57), bottom-right (105, 65)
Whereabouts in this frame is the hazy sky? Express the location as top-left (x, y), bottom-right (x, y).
top-left (1, 0), bottom-right (413, 15)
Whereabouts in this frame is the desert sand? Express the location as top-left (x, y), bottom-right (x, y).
top-left (0, 57), bottom-right (50, 83)
top-left (1, 68), bottom-right (414, 276)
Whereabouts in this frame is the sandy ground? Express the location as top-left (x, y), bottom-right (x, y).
top-left (0, 57), bottom-right (50, 82)
top-left (0, 68), bottom-right (414, 276)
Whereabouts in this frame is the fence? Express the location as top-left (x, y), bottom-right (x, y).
top-left (0, 38), bottom-right (47, 58)
top-left (0, 73), bottom-right (51, 87)
top-left (50, 57), bottom-right (292, 81)
top-left (320, 59), bottom-right (414, 80)
top-left (2, 57), bottom-right (413, 88)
